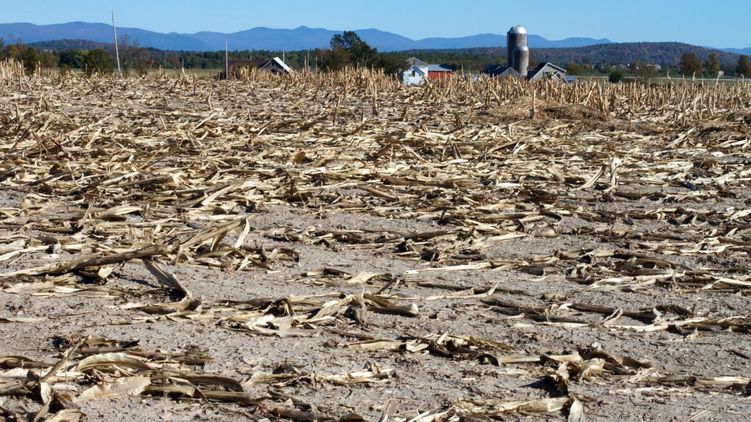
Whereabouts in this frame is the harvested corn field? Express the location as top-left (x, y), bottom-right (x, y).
top-left (1, 63), bottom-right (750, 421)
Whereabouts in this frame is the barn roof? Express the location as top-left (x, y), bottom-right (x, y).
top-left (427, 64), bottom-right (452, 72)
top-left (269, 57), bottom-right (292, 73)
top-left (482, 65), bottom-right (521, 77)
top-left (402, 65), bottom-right (427, 75)
top-left (406, 57), bottom-right (429, 67)
top-left (229, 57), bottom-right (292, 74)
top-left (529, 62), bottom-right (566, 74)
top-left (527, 62), bottom-right (567, 81)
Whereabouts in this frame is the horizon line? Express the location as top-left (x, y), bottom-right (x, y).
top-left (1, 20), bottom-right (750, 50)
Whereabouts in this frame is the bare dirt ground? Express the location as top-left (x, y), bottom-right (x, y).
top-left (0, 69), bottom-right (750, 421)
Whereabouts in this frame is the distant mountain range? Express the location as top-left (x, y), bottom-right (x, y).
top-left (424, 43), bottom-right (742, 69)
top-left (533, 42), bottom-right (745, 68)
top-left (0, 22), bottom-right (618, 52)
top-left (723, 47), bottom-right (751, 55)
top-left (3, 22), bottom-right (748, 65)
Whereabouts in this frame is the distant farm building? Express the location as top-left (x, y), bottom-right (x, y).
top-left (427, 64), bottom-right (453, 80)
top-left (406, 57), bottom-right (428, 68)
top-left (257, 57), bottom-right (293, 74)
top-left (401, 57), bottom-right (428, 85)
top-left (528, 62), bottom-right (569, 82)
top-left (484, 60), bottom-right (570, 82)
top-left (628, 62), bottom-right (662, 73)
top-left (400, 57), bottom-right (453, 85)
top-left (483, 64), bottom-right (522, 78)
top-left (227, 57), bottom-right (292, 78)
top-left (482, 25), bottom-right (571, 82)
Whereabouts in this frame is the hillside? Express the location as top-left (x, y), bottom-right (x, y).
top-left (25, 38), bottom-right (743, 75)
top-left (2, 21), bottom-right (611, 52)
top-left (394, 42), bottom-right (742, 72)
top-left (723, 47), bottom-right (751, 55)
top-left (533, 42), bottom-right (742, 68)
top-left (0, 22), bottom-right (207, 50)
top-left (28, 39), bottom-right (109, 51)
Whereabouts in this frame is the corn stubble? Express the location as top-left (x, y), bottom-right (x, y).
top-left (0, 60), bottom-right (750, 420)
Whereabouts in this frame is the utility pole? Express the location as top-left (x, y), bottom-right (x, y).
top-left (225, 39), bottom-right (229, 80)
top-left (112, 10), bottom-right (122, 76)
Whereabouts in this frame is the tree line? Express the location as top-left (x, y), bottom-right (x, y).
top-left (680, 52), bottom-right (751, 78)
top-left (4, 33), bottom-right (751, 78)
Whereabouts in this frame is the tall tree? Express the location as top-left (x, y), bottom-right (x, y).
top-left (737, 55), bottom-right (751, 77)
top-left (329, 31), bottom-right (377, 67)
top-left (679, 52), bottom-right (702, 76)
top-left (24, 50), bottom-right (40, 73)
top-left (704, 52), bottom-right (721, 76)
top-left (119, 35), bottom-right (151, 75)
top-left (3, 42), bottom-right (42, 73)
top-left (59, 49), bottom-right (86, 69)
top-left (320, 47), bottom-right (352, 71)
top-left (84, 49), bottom-right (114, 75)
top-left (565, 62), bottom-right (584, 75)
top-left (39, 51), bottom-right (58, 69)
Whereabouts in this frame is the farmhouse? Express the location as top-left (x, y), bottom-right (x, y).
top-left (400, 57), bottom-right (453, 85)
top-left (401, 57), bottom-right (428, 85)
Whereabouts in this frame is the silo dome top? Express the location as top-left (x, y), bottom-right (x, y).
top-left (509, 25), bottom-right (527, 34)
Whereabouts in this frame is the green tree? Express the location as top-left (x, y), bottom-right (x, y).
top-left (679, 52), bottom-right (702, 76)
top-left (84, 48), bottom-right (114, 75)
top-left (737, 55), bottom-right (751, 77)
top-left (5, 43), bottom-right (24, 61)
top-left (608, 70), bottom-right (624, 83)
top-left (39, 51), bottom-right (58, 69)
top-left (565, 62), bottom-right (583, 75)
top-left (375, 54), bottom-right (403, 75)
top-left (704, 52), bottom-right (721, 77)
top-left (321, 47), bottom-right (352, 71)
top-left (119, 35), bottom-right (151, 75)
top-left (329, 31), bottom-right (377, 68)
top-left (59, 49), bottom-right (86, 68)
top-left (20, 46), bottom-right (41, 74)
top-left (4, 42), bottom-right (43, 73)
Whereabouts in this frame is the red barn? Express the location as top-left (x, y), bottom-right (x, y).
top-left (427, 64), bottom-right (453, 80)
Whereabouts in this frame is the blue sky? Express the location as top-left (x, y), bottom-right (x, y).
top-left (3, 0), bottom-right (750, 48)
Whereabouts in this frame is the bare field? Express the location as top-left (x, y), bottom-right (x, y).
top-left (1, 64), bottom-right (750, 421)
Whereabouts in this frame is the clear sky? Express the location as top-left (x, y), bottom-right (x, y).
top-left (3, 0), bottom-right (750, 48)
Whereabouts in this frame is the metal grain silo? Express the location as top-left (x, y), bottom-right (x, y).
top-left (507, 25), bottom-right (527, 69)
top-left (513, 45), bottom-right (529, 76)
top-left (506, 25), bottom-right (529, 76)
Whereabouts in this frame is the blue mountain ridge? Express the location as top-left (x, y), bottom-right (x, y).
top-left (0, 22), bottom-right (615, 51)
top-left (3, 22), bottom-right (747, 55)
top-left (722, 47), bottom-right (751, 55)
